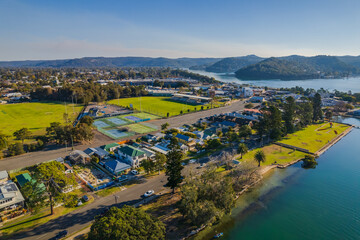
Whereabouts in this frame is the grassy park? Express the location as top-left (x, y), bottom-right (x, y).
top-left (240, 144), bottom-right (307, 166)
top-left (107, 96), bottom-right (221, 117)
top-left (0, 101), bottom-right (83, 138)
top-left (279, 122), bottom-right (350, 153)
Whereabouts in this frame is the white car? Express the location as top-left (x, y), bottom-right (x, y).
top-left (131, 170), bottom-right (139, 175)
top-left (144, 190), bottom-right (154, 197)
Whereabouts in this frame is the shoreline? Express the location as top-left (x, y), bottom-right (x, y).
top-left (185, 124), bottom-right (354, 240)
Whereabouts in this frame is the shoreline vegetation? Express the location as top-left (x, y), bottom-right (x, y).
top-left (140, 122), bottom-right (353, 240)
top-left (185, 122), bottom-right (354, 240)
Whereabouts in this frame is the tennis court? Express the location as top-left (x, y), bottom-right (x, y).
top-left (127, 123), bottom-right (158, 134)
top-left (105, 129), bottom-right (132, 139)
top-left (93, 120), bottom-right (110, 128)
top-left (107, 118), bottom-right (128, 125)
top-left (124, 116), bottom-right (142, 122)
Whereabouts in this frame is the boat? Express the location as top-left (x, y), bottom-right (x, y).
top-left (214, 232), bottom-right (223, 238)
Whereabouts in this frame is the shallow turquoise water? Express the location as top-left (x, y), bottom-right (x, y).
top-left (211, 118), bottom-right (360, 240)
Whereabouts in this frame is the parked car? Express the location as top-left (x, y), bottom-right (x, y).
top-left (55, 230), bottom-right (68, 239)
top-left (197, 163), bottom-right (206, 169)
top-left (143, 190), bottom-right (154, 197)
top-left (189, 159), bottom-right (196, 164)
top-left (130, 170), bottom-right (139, 175)
top-left (82, 195), bottom-right (89, 202)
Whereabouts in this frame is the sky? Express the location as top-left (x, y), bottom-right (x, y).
top-left (0, 0), bottom-right (360, 61)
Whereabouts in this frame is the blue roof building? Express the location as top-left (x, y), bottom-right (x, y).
top-left (104, 160), bottom-right (131, 175)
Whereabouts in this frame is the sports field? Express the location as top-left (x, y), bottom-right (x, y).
top-left (93, 113), bottom-right (158, 139)
top-left (279, 122), bottom-right (350, 153)
top-left (107, 96), bottom-right (220, 117)
top-left (0, 102), bottom-right (83, 136)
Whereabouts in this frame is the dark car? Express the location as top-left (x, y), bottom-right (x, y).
top-left (55, 230), bottom-right (68, 239)
top-left (82, 195), bottom-right (89, 202)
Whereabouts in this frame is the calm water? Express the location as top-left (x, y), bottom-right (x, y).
top-left (201, 118), bottom-right (360, 240)
top-left (190, 70), bottom-right (360, 93)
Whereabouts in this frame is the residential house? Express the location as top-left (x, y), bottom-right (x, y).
top-left (175, 133), bottom-right (196, 151)
top-left (104, 159), bottom-right (131, 175)
top-left (101, 143), bottom-right (120, 153)
top-left (84, 147), bottom-right (109, 160)
top-left (0, 181), bottom-right (25, 212)
top-left (69, 150), bottom-right (91, 165)
top-left (249, 96), bottom-right (265, 103)
top-left (117, 145), bottom-right (147, 168)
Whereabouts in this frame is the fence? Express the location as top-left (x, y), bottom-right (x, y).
top-left (274, 142), bottom-right (311, 154)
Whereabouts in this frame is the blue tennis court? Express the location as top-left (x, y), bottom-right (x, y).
top-left (124, 116), bottom-right (142, 121)
top-left (93, 120), bottom-right (110, 128)
top-left (107, 118), bottom-right (127, 125)
top-left (106, 129), bottom-right (129, 139)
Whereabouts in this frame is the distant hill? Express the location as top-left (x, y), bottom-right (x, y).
top-left (0, 57), bottom-right (221, 68)
top-left (337, 55), bottom-right (360, 68)
top-left (189, 55), bottom-right (264, 73)
top-left (235, 55), bottom-right (359, 80)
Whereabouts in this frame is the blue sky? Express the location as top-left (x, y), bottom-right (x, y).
top-left (1, 0), bottom-right (360, 60)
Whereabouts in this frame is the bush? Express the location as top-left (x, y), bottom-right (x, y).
top-left (64, 193), bottom-right (78, 208)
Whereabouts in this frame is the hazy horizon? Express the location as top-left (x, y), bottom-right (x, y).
top-left (1, 0), bottom-right (360, 61)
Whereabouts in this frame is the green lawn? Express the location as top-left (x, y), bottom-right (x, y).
top-left (120, 112), bottom-right (160, 120)
top-left (107, 97), bottom-right (221, 117)
top-left (0, 101), bottom-right (83, 138)
top-left (127, 123), bottom-right (157, 134)
top-left (240, 144), bottom-right (307, 166)
top-left (279, 122), bottom-right (350, 153)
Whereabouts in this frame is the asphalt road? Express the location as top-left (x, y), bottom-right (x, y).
top-left (9, 174), bottom-right (167, 240)
top-left (0, 100), bottom-right (248, 171)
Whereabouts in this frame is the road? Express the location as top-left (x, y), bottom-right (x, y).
top-left (0, 100), bottom-right (248, 171)
top-left (9, 174), bottom-right (167, 240)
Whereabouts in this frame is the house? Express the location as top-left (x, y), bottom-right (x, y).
top-left (15, 173), bottom-right (46, 190)
top-left (0, 171), bottom-right (9, 185)
top-left (249, 96), bottom-right (265, 103)
top-left (101, 143), bottom-right (120, 152)
top-left (146, 133), bottom-right (165, 142)
top-left (69, 150), bottom-right (91, 165)
top-left (104, 160), bottom-right (131, 175)
top-left (175, 133), bottom-right (196, 151)
top-left (0, 181), bottom-right (25, 213)
top-left (117, 145), bottom-right (147, 167)
top-left (141, 148), bottom-right (156, 159)
top-left (15, 173), bottom-right (33, 188)
top-left (151, 140), bottom-right (171, 155)
top-left (84, 147), bottom-right (109, 160)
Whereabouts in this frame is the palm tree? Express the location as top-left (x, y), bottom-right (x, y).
top-left (237, 143), bottom-right (248, 159)
top-left (254, 150), bottom-right (266, 167)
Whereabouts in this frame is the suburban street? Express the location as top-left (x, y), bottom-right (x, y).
top-left (9, 174), bottom-right (167, 240)
top-left (0, 100), bottom-right (248, 171)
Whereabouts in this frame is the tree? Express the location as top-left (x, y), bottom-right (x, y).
top-left (325, 110), bottom-right (333, 121)
top-left (168, 137), bottom-right (179, 150)
top-left (206, 139), bottom-right (221, 150)
top-left (268, 106), bottom-right (283, 140)
top-left (313, 93), bottom-right (323, 121)
top-left (80, 115), bottom-right (94, 126)
top-left (0, 132), bottom-right (9, 150)
top-left (302, 155), bottom-right (318, 169)
top-left (297, 102), bottom-right (313, 126)
top-left (21, 179), bottom-right (47, 214)
top-left (283, 96), bottom-right (296, 133)
top-left (254, 150), bottom-right (266, 167)
top-left (237, 143), bottom-right (248, 159)
top-left (238, 125), bottom-right (252, 140)
top-left (36, 161), bottom-right (75, 215)
top-left (179, 167), bottom-right (235, 227)
top-left (88, 206), bottom-right (165, 240)
top-left (161, 122), bottom-right (169, 130)
top-left (165, 149), bottom-right (183, 193)
top-left (8, 142), bottom-right (25, 156)
top-left (141, 159), bottom-right (156, 174)
top-left (154, 152), bottom-right (167, 174)
top-left (13, 128), bottom-right (31, 144)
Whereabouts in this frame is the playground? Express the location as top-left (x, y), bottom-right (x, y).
top-left (93, 112), bottom-right (159, 139)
